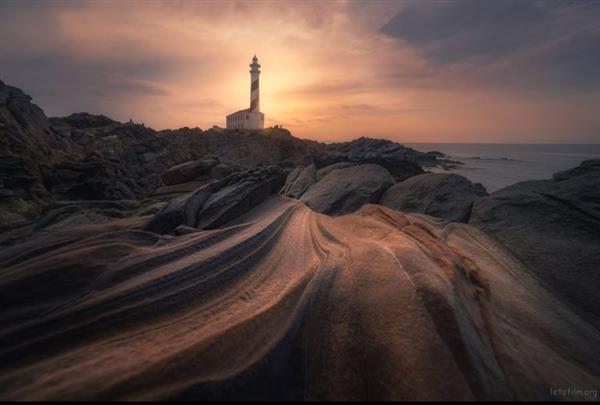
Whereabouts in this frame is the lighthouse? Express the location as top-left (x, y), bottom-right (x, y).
top-left (226, 55), bottom-right (265, 130)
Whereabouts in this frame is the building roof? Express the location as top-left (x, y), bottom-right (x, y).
top-left (226, 108), bottom-right (250, 118)
top-left (226, 108), bottom-right (265, 119)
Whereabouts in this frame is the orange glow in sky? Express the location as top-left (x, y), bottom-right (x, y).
top-left (1, 0), bottom-right (599, 143)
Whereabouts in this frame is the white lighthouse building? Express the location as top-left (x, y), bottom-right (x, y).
top-left (226, 55), bottom-right (265, 130)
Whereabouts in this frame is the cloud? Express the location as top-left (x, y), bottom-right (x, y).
top-left (380, 0), bottom-right (600, 91)
top-left (0, 0), bottom-right (598, 142)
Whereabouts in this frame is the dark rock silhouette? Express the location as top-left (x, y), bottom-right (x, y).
top-left (1, 81), bottom-right (448, 233)
top-left (50, 112), bottom-right (119, 129)
top-left (325, 137), bottom-right (427, 181)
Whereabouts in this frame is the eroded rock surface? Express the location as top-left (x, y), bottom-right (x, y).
top-left (470, 159), bottom-right (600, 326)
top-left (300, 164), bottom-right (394, 215)
top-left (280, 164), bottom-right (316, 198)
top-left (145, 166), bottom-right (286, 233)
top-left (1, 198), bottom-right (598, 400)
top-left (380, 173), bottom-right (488, 222)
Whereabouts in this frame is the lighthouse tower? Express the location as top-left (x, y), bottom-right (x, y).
top-left (250, 55), bottom-right (260, 112)
top-left (226, 55), bottom-right (265, 130)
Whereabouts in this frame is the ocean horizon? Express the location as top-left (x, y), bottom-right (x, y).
top-left (405, 142), bottom-right (600, 192)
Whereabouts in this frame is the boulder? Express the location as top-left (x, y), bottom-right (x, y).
top-left (469, 159), bottom-right (600, 326)
top-left (325, 137), bottom-right (426, 181)
top-left (379, 173), bottom-right (488, 222)
top-left (145, 166), bottom-right (286, 233)
top-left (280, 164), bottom-right (316, 198)
top-left (316, 162), bottom-right (356, 181)
top-left (300, 164), bottom-right (394, 215)
top-left (160, 157), bottom-right (220, 186)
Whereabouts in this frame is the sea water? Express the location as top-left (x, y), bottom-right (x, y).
top-left (405, 143), bottom-right (600, 193)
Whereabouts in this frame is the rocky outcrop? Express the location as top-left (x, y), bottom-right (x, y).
top-left (144, 166), bottom-right (286, 233)
top-left (160, 156), bottom-right (220, 186)
top-left (280, 164), bottom-right (316, 198)
top-left (0, 82), bottom-right (321, 228)
top-left (41, 155), bottom-right (138, 201)
top-left (50, 112), bottom-right (119, 129)
top-left (0, 80), bottom-right (449, 232)
top-left (2, 197), bottom-right (599, 400)
top-left (158, 126), bottom-right (328, 168)
top-left (2, 80), bottom-right (600, 401)
top-left (300, 164), bottom-right (394, 215)
top-left (0, 82), bottom-right (70, 227)
top-left (469, 159), bottom-right (600, 326)
top-left (0, 81), bottom-right (68, 159)
top-left (380, 173), bottom-right (488, 222)
top-left (325, 137), bottom-right (427, 180)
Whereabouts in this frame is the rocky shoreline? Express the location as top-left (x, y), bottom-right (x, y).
top-left (1, 80), bottom-right (599, 400)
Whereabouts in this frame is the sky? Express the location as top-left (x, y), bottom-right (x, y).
top-left (1, 0), bottom-right (599, 143)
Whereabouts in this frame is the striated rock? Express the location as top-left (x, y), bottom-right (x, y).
top-left (153, 181), bottom-right (210, 196)
top-left (280, 166), bottom-right (303, 194)
top-left (160, 157), bottom-right (220, 186)
top-left (145, 166), bottom-right (286, 233)
top-left (380, 173), bottom-right (488, 223)
top-left (469, 159), bottom-right (600, 326)
top-left (1, 198), bottom-right (599, 400)
top-left (300, 164), bottom-right (394, 215)
top-left (280, 164), bottom-right (316, 198)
